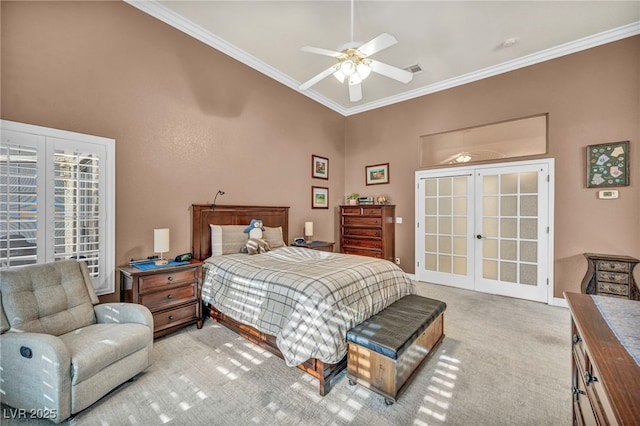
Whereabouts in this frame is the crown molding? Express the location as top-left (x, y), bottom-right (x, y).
top-left (125, 1), bottom-right (639, 117)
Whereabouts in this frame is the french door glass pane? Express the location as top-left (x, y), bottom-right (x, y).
top-left (481, 169), bottom-right (540, 287)
top-left (424, 176), bottom-right (468, 275)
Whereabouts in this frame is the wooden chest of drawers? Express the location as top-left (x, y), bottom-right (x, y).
top-left (581, 253), bottom-right (639, 300)
top-left (340, 205), bottom-right (395, 261)
top-left (119, 260), bottom-right (203, 338)
top-left (565, 292), bottom-right (640, 425)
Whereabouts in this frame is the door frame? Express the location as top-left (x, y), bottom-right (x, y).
top-left (415, 158), bottom-right (555, 304)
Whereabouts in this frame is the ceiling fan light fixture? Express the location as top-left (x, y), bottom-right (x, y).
top-left (348, 72), bottom-right (362, 85)
top-left (340, 59), bottom-right (356, 76)
top-left (333, 69), bottom-right (346, 83)
top-left (356, 61), bottom-right (371, 79)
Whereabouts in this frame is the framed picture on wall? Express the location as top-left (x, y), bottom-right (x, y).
top-left (366, 163), bottom-right (390, 185)
top-left (312, 155), bottom-right (329, 180)
top-left (586, 141), bottom-right (629, 188)
top-left (312, 186), bottom-right (329, 209)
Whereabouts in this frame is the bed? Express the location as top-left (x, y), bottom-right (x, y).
top-left (191, 204), bottom-right (415, 395)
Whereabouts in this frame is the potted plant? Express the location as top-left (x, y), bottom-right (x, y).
top-left (346, 192), bottom-right (359, 205)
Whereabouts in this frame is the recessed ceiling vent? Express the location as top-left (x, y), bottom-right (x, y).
top-left (404, 64), bottom-right (423, 74)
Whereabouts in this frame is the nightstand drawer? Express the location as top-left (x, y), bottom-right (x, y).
top-left (596, 260), bottom-right (629, 273)
top-left (140, 284), bottom-right (197, 311)
top-left (596, 282), bottom-right (628, 297)
top-left (153, 302), bottom-right (199, 331)
top-left (139, 268), bottom-right (198, 292)
top-left (596, 271), bottom-right (629, 284)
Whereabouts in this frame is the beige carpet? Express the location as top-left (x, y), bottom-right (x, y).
top-left (1, 282), bottom-right (572, 425)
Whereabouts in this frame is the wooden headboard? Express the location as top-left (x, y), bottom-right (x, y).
top-left (191, 204), bottom-right (290, 260)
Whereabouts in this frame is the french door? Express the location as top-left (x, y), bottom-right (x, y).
top-left (415, 159), bottom-right (554, 303)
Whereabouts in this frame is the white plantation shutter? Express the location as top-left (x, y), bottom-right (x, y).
top-left (50, 144), bottom-right (103, 279)
top-left (1, 121), bottom-right (115, 295)
top-left (0, 131), bottom-right (44, 267)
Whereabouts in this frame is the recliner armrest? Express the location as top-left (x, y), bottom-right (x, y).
top-left (0, 332), bottom-right (71, 423)
top-left (94, 303), bottom-right (154, 329)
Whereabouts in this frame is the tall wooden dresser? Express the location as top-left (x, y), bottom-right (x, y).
top-left (340, 204), bottom-right (395, 262)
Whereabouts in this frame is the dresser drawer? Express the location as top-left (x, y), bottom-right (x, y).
top-left (341, 206), bottom-right (362, 215)
top-left (596, 260), bottom-right (629, 273)
top-left (153, 301), bottom-right (199, 331)
top-left (343, 227), bottom-right (382, 238)
top-left (360, 207), bottom-right (382, 216)
top-left (140, 284), bottom-right (197, 311)
top-left (342, 247), bottom-right (383, 258)
top-left (139, 268), bottom-right (198, 292)
top-left (596, 271), bottom-right (629, 285)
top-left (342, 238), bottom-right (383, 249)
top-left (343, 216), bottom-right (382, 227)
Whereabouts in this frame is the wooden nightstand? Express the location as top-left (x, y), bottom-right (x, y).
top-left (291, 241), bottom-right (335, 252)
top-left (119, 259), bottom-right (203, 338)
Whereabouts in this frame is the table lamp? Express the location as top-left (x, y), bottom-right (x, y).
top-left (304, 222), bottom-right (313, 243)
top-left (154, 228), bottom-right (170, 265)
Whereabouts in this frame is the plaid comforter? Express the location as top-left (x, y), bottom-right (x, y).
top-left (202, 247), bottom-right (415, 366)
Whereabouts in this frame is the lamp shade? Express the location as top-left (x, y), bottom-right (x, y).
top-left (304, 222), bottom-right (313, 236)
top-left (154, 228), bottom-right (170, 253)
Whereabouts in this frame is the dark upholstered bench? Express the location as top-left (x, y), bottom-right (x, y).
top-left (346, 295), bottom-right (446, 405)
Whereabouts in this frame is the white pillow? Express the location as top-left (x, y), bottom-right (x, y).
top-left (210, 225), bottom-right (248, 255)
top-left (263, 226), bottom-right (286, 248)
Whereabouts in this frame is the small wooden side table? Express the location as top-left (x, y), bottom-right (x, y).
top-left (291, 241), bottom-right (335, 252)
top-left (581, 253), bottom-right (639, 300)
top-left (119, 259), bottom-right (203, 338)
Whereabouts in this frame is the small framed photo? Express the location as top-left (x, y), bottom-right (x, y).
top-left (586, 141), bottom-right (629, 188)
top-left (366, 163), bottom-right (390, 185)
top-left (312, 155), bottom-right (329, 180)
top-left (312, 186), bottom-right (329, 209)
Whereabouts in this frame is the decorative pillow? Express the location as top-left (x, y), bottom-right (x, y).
top-left (263, 226), bottom-right (286, 248)
top-left (245, 238), bottom-right (271, 255)
top-left (210, 225), bottom-right (249, 255)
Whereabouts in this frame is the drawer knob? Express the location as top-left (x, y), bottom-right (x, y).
top-left (167, 276), bottom-right (174, 282)
top-left (572, 334), bottom-right (582, 344)
top-left (572, 386), bottom-right (585, 396)
top-left (167, 294), bottom-right (173, 299)
top-left (168, 315), bottom-right (174, 321)
top-left (584, 372), bottom-right (598, 385)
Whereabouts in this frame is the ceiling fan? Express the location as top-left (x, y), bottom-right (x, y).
top-left (298, 0), bottom-right (413, 103)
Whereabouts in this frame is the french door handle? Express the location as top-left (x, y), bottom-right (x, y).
top-left (476, 235), bottom-right (483, 240)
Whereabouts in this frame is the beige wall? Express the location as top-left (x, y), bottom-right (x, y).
top-left (2, 2), bottom-right (638, 301)
top-left (1, 1), bottom-right (345, 302)
top-left (345, 36), bottom-right (640, 298)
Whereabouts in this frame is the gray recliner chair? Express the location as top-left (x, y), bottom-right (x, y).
top-left (0, 260), bottom-right (153, 423)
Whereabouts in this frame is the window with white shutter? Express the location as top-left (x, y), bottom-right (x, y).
top-left (1, 121), bottom-right (115, 295)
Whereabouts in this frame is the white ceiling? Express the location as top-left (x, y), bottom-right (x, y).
top-left (126, 1), bottom-right (640, 116)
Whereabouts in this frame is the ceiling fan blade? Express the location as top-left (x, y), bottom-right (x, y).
top-left (349, 83), bottom-right (362, 102)
top-left (357, 33), bottom-right (398, 57)
top-left (301, 46), bottom-right (343, 58)
top-left (299, 65), bottom-right (338, 90)
top-left (369, 60), bottom-right (413, 84)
